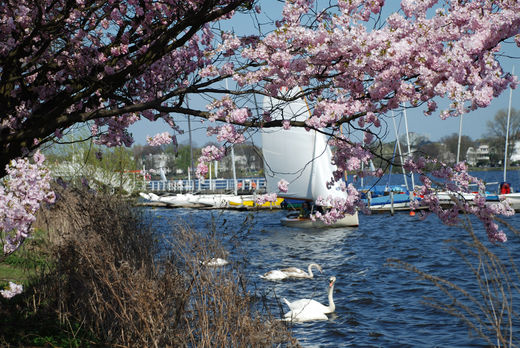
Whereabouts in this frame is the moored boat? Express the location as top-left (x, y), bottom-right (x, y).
top-left (139, 192), bottom-right (206, 208)
top-left (281, 212), bottom-right (359, 228)
top-left (365, 193), bottom-right (414, 213)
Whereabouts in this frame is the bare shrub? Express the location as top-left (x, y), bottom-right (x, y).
top-left (388, 214), bottom-right (520, 347)
top-left (165, 220), bottom-right (295, 347)
top-left (33, 184), bottom-right (296, 347)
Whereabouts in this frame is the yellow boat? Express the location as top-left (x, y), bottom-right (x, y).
top-left (228, 196), bottom-right (284, 208)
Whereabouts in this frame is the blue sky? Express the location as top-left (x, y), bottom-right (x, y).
top-left (128, 2), bottom-right (520, 147)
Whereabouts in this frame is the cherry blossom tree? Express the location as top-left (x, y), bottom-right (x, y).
top-left (2, 0), bottom-right (520, 257)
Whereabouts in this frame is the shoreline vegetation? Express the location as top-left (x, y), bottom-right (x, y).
top-left (0, 184), bottom-right (296, 347)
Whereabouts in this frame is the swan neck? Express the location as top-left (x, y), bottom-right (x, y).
top-left (328, 283), bottom-right (335, 312)
top-left (308, 263), bottom-right (319, 277)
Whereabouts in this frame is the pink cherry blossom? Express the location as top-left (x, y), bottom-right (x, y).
top-left (0, 281), bottom-right (23, 299)
top-left (196, 145), bottom-right (226, 178)
top-left (277, 179), bottom-right (289, 193)
top-left (403, 157), bottom-right (513, 242)
top-left (255, 193), bottom-right (278, 205)
top-left (1, 151), bottom-right (55, 256)
top-left (146, 132), bottom-right (173, 146)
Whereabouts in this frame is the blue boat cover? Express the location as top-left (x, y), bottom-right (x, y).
top-left (362, 193), bottom-right (411, 206)
top-left (359, 185), bottom-right (408, 198)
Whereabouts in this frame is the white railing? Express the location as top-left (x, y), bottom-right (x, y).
top-left (146, 178), bottom-right (266, 193)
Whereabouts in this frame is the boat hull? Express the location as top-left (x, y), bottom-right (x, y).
top-left (364, 193), bottom-right (413, 213)
top-left (498, 192), bottom-right (520, 211)
top-left (368, 201), bottom-right (411, 212)
top-left (228, 196), bottom-right (284, 208)
top-left (436, 191), bottom-right (477, 207)
top-left (281, 211), bottom-right (359, 228)
top-left (435, 191), bottom-right (520, 212)
top-left (139, 192), bottom-right (283, 209)
top-left (140, 192), bottom-right (205, 208)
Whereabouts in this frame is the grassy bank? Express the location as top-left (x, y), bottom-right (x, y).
top-left (1, 185), bottom-right (296, 347)
top-left (0, 226), bottom-right (93, 347)
top-left (0, 229), bottom-right (50, 284)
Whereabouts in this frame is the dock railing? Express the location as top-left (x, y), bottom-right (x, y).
top-left (146, 177), bottom-right (266, 193)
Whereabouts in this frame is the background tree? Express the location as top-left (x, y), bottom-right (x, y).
top-left (163, 143), bottom-right (179, 175)
top-left (132, 144), bottom-right (163, 172)
top-left (132, 145), bottom-right (163, 160)
top-left (439, 133), bottom-right (475, 163)
top-left (485, 108), bottom-right (520, 166)
top-left (484, 137), bottom-right (507, 167)
top-left (416, 141), bottom-right (443, 161)
top-left (486, 108), bottom-right (520, 140)
top-left (174, 143), bottom-right (201, 176)
top-left (232, 142), bottom-right (263, 177)
top-left (370, 141), bottom-right (396, 173)
top-left (42, 128), bottom-right (138, 191)
top-left (398, 132), bottom-right (430, 156)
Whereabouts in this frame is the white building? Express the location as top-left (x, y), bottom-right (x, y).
top-left (143, 153), bottom-right (175, 173)
top-left (509, 140), bottom-right (520, 163)
top-left (466, 145), bottom-right (490, 166)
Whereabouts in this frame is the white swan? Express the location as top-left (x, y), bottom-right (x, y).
top-left (283, 276), bottom-right (337, 322)
top-left (202, 257), bottom-right (229, 266)
top-left (279, 263), bottom-right (322, 279)
top-left (260, 263), bottom-right (322, 281)
top-left (259, 269), bottom-right (289, 281)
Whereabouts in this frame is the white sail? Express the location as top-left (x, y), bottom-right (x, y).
top-left (261, 88), bottom-right (344, 201)
top-left (159, 167), bottom-right (167, 182)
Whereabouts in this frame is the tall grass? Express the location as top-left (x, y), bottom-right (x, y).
top-left (1, 184), bottom-right (296, 347)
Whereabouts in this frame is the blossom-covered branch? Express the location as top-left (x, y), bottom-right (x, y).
top-left (0, 151), bottom-right (55, 257)
top-left (0, 0), bottom-right (255, 176)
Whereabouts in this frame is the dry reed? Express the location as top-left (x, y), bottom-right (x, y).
top-left (31, 184), bottom-right (296, 347)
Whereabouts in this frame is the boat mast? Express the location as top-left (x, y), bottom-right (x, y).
top-left (456, 114), bottom-right (463, 163)
top-left (209, 161), bottom-right (212, 190)
top-left (402, 105), bottom-right (415, 189)
top-left (392, 111), bottom-right (409, 191)
top-left (225, 78), bottom-right (238, 195)
top-left (187, 99), bottom-right (194, 192)
top-left (360, 161), bottom-right (364, 188)
top-left (503, 66), bottom-right (515, 183)
top-left (231, 145), bottom-right (238, 195)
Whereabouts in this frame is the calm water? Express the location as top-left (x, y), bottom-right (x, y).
top-left (144, 170), bottom-right (520, 347)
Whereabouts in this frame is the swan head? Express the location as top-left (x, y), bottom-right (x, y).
top-left (309, 263), bottom-right (323, 273)
top-left (329, 276), bottom-right (336, 287)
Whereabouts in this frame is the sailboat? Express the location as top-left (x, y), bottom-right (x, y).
top-left (261, 88), bottom-right (359, 228)
top-left (361, 109), bottom-right (415, 213)
top-left (496, 66), bottom-right (520, 210)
